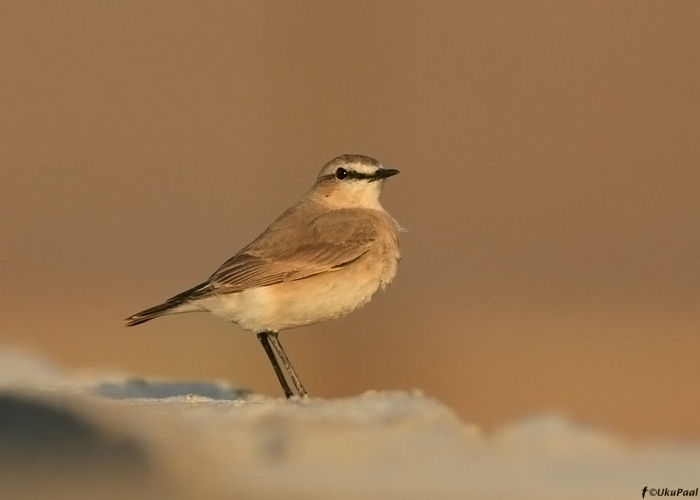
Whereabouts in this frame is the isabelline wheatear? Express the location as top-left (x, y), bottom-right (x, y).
top-left (125, 154), bottom-right (401, 398)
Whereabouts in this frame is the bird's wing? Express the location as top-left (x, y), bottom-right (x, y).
top-left (200, 209), bottom-right (380, 294)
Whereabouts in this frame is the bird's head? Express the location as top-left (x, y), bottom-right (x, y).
top-left (312, 154), bottom-right (399, 209)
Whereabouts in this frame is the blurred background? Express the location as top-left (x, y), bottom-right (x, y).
top-left (1, 1), bottom-right (698, 440)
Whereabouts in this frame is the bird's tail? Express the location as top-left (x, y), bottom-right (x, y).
top-left (125, 302), bottom-right (181, 326)
top-left (124, 282), bottom-right (209, 327)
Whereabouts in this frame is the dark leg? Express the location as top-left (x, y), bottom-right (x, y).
top-left (256, 331), bottom-right (294, 398)
top-left (267, 332), bottom-right (308, 397)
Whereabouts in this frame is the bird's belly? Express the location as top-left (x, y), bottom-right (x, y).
top-left (197, 253), bottom-right (398, 333)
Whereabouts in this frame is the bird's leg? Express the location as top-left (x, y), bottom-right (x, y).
top-left (267, 332), bottom-right (308, 397)
top-left (256, 331), bottom-right (294, 398)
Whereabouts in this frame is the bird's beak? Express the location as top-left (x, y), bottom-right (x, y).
top-left (371, 168), bottom-right (400, 181)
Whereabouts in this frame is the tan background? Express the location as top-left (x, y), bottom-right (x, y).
top-left (1, 1), bottom-right (698, 439)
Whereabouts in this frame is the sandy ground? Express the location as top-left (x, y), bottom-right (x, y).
top-left (1, 349), bottom-right (698, 500)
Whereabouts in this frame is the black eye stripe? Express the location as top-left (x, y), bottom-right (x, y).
top-left (323, 169), bottom-right (381, 182)
top-left (345, 171), bottom-right (377, 180)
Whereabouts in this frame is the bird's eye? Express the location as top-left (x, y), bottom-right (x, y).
top-left (335, 167), bottom-right (348, 180)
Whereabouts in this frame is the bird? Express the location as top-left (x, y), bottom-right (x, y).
top-left (125, 154), bottom-right (401, 398)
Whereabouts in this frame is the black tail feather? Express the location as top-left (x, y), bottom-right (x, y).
top-left (124, 282), bottom-right (209, 327)
top-left (125, 302), bottom-right (179, 326)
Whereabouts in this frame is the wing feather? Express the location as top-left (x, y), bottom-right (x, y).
top-left (193, 208), bottom-right (380, 296)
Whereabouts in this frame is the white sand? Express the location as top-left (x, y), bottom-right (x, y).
top-left (0, 349), bottom-right (697, 500)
